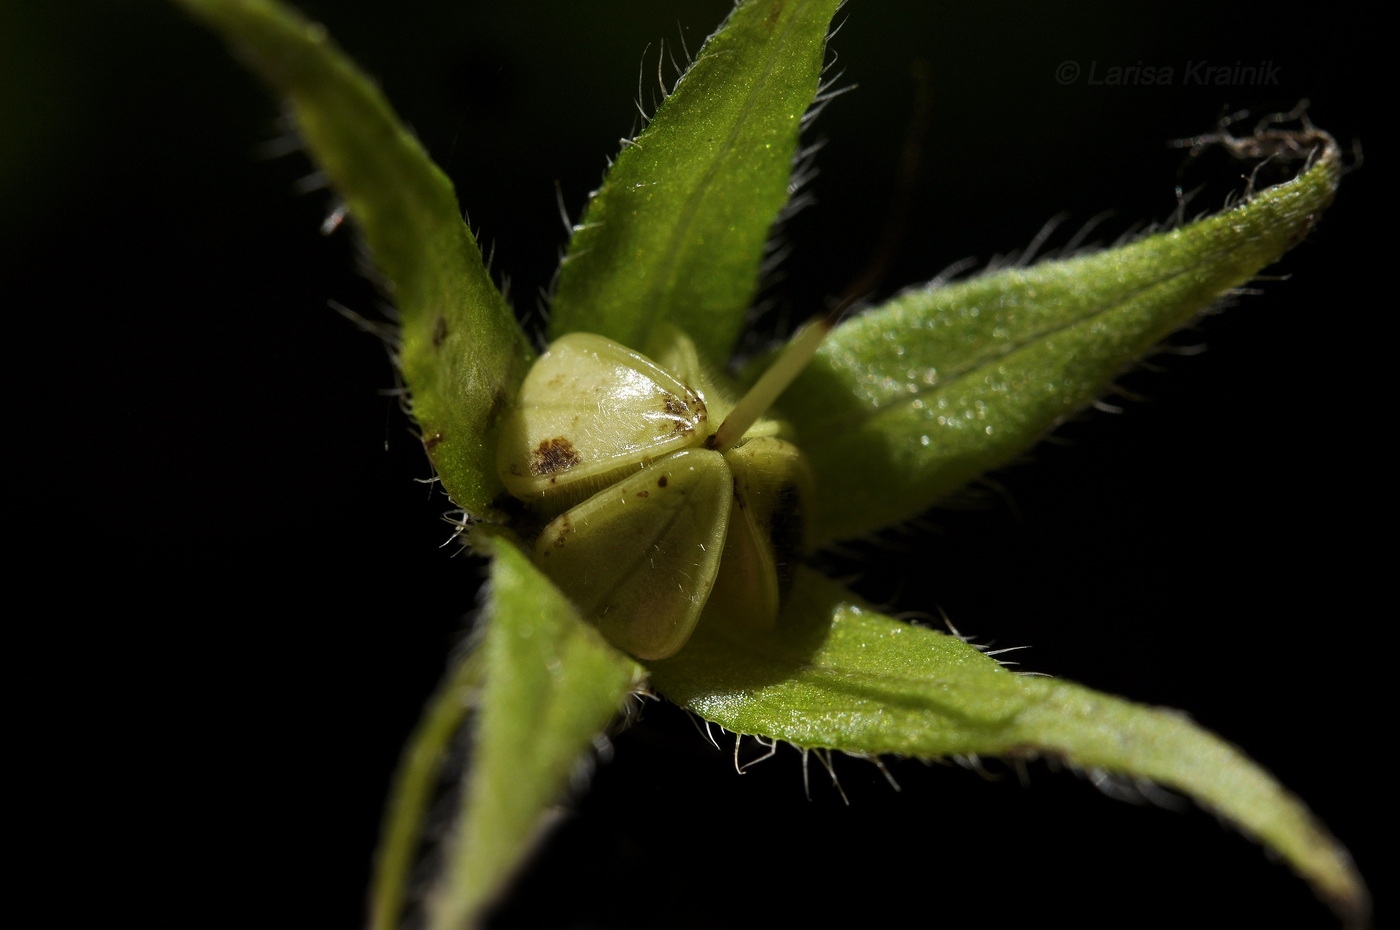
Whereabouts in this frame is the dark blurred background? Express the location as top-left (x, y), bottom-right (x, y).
top-left (8, 2), bottom-right (1380, 927)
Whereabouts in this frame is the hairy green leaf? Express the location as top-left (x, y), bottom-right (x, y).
top-left (652, 568), bottom-right (1369, 926)
top-left (782, 134), bottom-right (1341, 543)
top-left (415, 529), bottom-right (643, 930)
top-left (176, 0), bottom-right (533, 520)
top-left (550, 0), bottom-right (840, 364)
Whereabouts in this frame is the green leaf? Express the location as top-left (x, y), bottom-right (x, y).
top-left (780, 134), bottom-right (1341, 543)
top-left (549, 0), bottom-right (840, 365)
top-left (407, 528), bottom-right (643, 930)
top-left (368, 642), bottom-right (484, 930)
top-left (176, 0), bottom-right (533, 520)
top-left (651, 568), bottom-right (1370, 926)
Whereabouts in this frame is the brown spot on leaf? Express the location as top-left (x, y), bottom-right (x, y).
top-left (423, 432), bottom-right (445, 451)
top-left (663, 395), bottom-right (692, 435)
top-left (552, 514), bottom-right (572, 546)
top-left (765, 1), bottom-right (783, 29)
top-left (530, 437), bottom-right (581, 476)
top-left (431, 315), bottom-right (448, 348)
top-left (636, 490), bottom-right (649, 498)
top-left (657, 475), bottom-right (668, 488)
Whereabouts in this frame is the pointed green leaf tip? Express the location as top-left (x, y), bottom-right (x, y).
top-left (425, 530), bottom-right (642, 930)
top-left (549, 0), bottom-right (842, 365)
top-left (780, 129), bottom-right (1343, 543)
top-left (175, 0), bottom-right (533, 520)
top-left (371, 528), bottom-right (643, 930)
top-left (651, 568), bottom-right (1370, 928)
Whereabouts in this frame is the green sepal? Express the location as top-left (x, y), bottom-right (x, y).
top-left (651, 568), bottom-right (1370, 926)
top-left (379, 527), bottom-right (645, 930)
top-left (780, 135), bottom-right (1341, 543)
top-left (176, 0), bottom-right (533, 520)
top-left (367, 639), bottom-right (484, 930)
top-left (549, 0), bottom-right (841, 365)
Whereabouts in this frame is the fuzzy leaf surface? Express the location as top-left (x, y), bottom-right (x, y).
top-left (419, 529), bottom-right (643, 930)
top-left (177, 0), bottom-right (532, 520)
top-left (780, 135), bottom-right (1340, 543)
top-left (651, 568), bottom-right (1369, 926)
top-left (549, 0), bottom-right (840, 365)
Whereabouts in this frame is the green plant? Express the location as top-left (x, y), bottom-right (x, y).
top-left (176, 1), bottom-right (1367, 927)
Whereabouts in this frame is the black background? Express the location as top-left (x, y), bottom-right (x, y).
top-left (10, 2), bottom-right (1381, 928)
